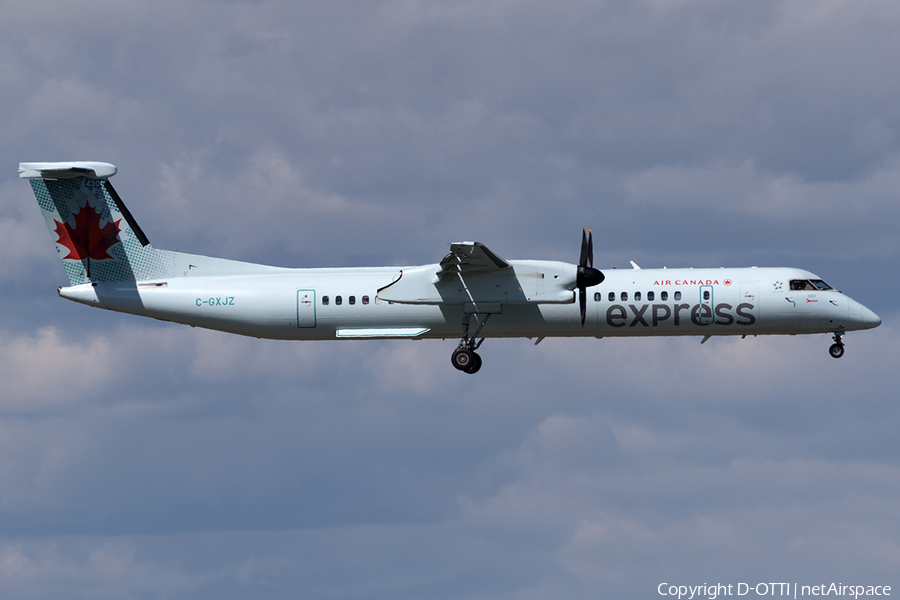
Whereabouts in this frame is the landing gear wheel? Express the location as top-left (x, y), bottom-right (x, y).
top-left (451, 348), bottom-right (476, 371)
top-left (829, 343), bottom-right (845, 359)
top-left (464, 352), bottom-right (482, 374)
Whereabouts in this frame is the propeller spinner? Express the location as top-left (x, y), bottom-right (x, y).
top-left (577, 228), bottom-right (605, 326)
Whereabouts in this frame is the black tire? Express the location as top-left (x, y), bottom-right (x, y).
top-left (464, 352), bottom-right (482, 374)
top-left (829, 343), bottom-right (845, 359)
top-left (451, 348), bottom-right (475, 370)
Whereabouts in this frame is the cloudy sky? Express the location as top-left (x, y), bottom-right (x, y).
top-left (1, 0), bottom-right (898, 598)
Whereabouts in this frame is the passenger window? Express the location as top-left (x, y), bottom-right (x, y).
top-left (609, 292), bottom-right (615, 302)
top-left (661, 291), bottom-right (668, 301)
top-left (594, 292), bottom-right (601, 301)
top-left (648, 291), bottom-right (655, 301)
top-left (674, 291), bottom-right (682, 301)
top-left (362, 295), bottom-right (370, 305)
top-left (621, 292), bottom-right (628, 301)
top-left (703, 290), bottom-right (710, 301)
top-left (349, 296), bottom-right (356, 305)
top-left (635, 291), bottom-right (641, 301)
top-left (322, 296), bottom-right (330, 306)
top-left (375, 297), bottom-right (382, 305)
top-left (335, 295), bottom-right (342, 306)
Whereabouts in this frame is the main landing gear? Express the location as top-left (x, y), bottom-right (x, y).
top-left (452, 314), bottom-right (491, 374)
top-left (829, 332), bottom-right (845, 359)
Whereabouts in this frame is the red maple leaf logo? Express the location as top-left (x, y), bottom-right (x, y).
top-left (53, 203), bottom-right (122, 261)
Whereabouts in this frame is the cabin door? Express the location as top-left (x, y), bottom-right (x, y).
top-left (297, 290), bottom-right (317, 328)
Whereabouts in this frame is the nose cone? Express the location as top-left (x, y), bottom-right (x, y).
top-left (863, 306), bottom-right (882, 329)
top-left (849, 299), bottom-right (881, 330)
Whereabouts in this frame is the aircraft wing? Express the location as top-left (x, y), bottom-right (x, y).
top-left (437, 242), bottom-right (510, 278)
top-left (378, 241), bottom-right (573, 308)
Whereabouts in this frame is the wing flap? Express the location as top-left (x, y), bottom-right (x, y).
top-left (439, 242), bottom-right (510, 277)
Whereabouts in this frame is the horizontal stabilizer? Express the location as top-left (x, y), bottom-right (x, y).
top-left (19, 161), bottom-right (117, 180)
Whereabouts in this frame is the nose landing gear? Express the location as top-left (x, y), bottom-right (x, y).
top-left (829, 332), bottom-right (845, 359)
top-left (452, 313), bottom-right (490, 374)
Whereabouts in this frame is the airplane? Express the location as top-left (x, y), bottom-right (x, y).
top-left (19, 161), bottom-right (881, 374)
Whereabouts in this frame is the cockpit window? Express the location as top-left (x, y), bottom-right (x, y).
top-left (790, 279), bottom-right (833, 291)
top-left (790, 279), bottom-right (817, 291)
top-left (809, 279), bottom-right (834, 291)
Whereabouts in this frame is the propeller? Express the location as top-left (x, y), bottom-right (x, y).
top-left (577, 228), bottom-right (605, 326)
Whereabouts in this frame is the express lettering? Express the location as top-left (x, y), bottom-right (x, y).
top-left (606, 303), bottom-right (755, 328)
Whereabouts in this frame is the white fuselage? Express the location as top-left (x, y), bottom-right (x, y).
top-left (58, 261), bottom-right (881, 342)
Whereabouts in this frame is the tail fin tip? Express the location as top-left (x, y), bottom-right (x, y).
top-left (19, 161), bottom-right (117, 180)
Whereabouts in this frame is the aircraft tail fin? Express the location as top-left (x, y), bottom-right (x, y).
top-left (20, 161), bottom-right (177, 285)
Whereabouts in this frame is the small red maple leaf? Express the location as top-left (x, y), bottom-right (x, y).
top-left (53, 204), bottom-right (122, 261)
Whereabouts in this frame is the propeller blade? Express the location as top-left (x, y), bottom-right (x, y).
top-left (587, 229), bottom-right (593, 269)
top-left (580, 228), bottom-right (588, 267)
top-left (579, 285), bottom-right (587, 327)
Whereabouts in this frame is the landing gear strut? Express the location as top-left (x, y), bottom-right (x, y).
top-left (452, 314), bottom-right (490, 374)
top-left (829, 332), bottom-right (845, 359)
